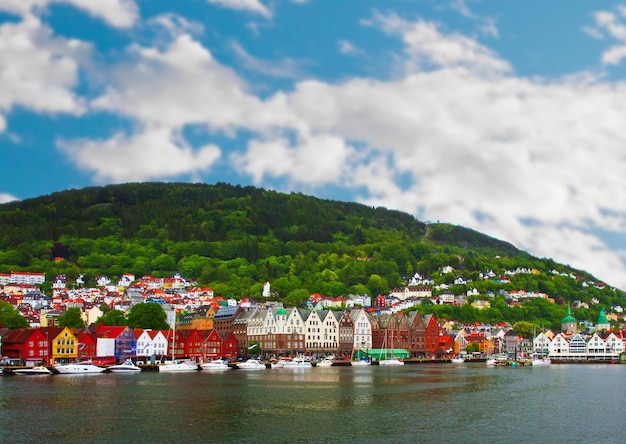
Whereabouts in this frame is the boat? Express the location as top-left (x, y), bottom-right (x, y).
top-left (236, 358), bottom-right (266, 370)
top-left (451, 356), bottom-right (466, 364)
top-left (316, 356), bottom-right (334, 367)
top-left (531, 357), bottom-right (552, 366)
top-left (13, 365), bottom-right (52, 375)
top-left (350, 358), bottom-right (370, 366)
top-left (281, 356), bottom-right (312, 369)
top-left (107, 359), bottom-right (142, 373)
top-left (159, 321), bottom-right (198, 372)
top-left (485, 358), bottom-right (496, 366)
top-left (54, 362), bottom-right (106, 374)
top-left (159, 359), bottom-right (198, 372)
top-left (200, 358), bottom-right (230, 371)
top-left (379, 330), bottom-right (404, 366)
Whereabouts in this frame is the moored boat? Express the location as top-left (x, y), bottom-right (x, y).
top-left (13, 365), bottom-right (52, 375)
top-left (108, 359), bottom-right (142, 373)
top-left (236, 358), bottom-right (266, 370)
top-left (159, 359), bottom-right (198, 372)
top-left (281, 356), bottom-right (312, 369)
top-left (55, 362), bottom-right (106, 374)
top-left (531, 357), bottom-right (552, 366)
top-left (200, 359), bottom-right (230, 371)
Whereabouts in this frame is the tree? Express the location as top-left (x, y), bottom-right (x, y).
top-left (98, 309), bottom-right (127, 326)
top-left (513, 321), bottom-right (536, 339)
top-left (0, 301), bottom-right (29, 329)
top-left (466, 342), bottom-right (480, 353)
top-left (127, 303), bottom-right (169, 330)
top-left (57, 307), bottom-right (85, 329)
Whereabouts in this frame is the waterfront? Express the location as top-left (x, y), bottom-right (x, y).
top-left (0, 363), bottom-right (624, 443)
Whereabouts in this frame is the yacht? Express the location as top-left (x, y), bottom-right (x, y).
top-left (200, 359), bottom-right (230, 371)
top-left (236, 358), bottom-right (266, 370)
top-left (281, 356), bottom-right (312, 369)
top-left (13, 365), bottom-right (52, 375)
top-left (55, 362), bottom-right (106, 374)
top-left (107, 359), bottom-right (142, 373)
top-left (159, 359), bottom-right (198, 372)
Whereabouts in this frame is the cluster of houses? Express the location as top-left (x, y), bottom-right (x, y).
top-left (1, 269), bottom-right (625, 366)
top-left (2, 300), bottom-right (624, 366)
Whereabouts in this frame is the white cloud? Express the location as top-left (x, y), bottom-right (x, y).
top-left (58, 126), bottom-right (221, 183)
top-left (0, 0), bottom-right (138, 28)
top-left (337, 39), bottom-right (360, 55)
top-left (591, 7), bottom-right (626, 65)
top-left (230, 41), bottom-right (303, 78)
top-left (206, 0), bottom-right (271, 18)
top-left (232, 15), bottom-right (626, 288)
top-left (0, 193), bottom-right (19, 203)
top-left (0, 15), bottom-right (87, 131)
top-left (366, 13), bottom-right (510, 75)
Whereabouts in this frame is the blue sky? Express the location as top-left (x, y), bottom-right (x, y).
top-left (2, 0), bottom-right (626, 289)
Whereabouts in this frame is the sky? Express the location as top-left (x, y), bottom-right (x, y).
top-left (2, 1), bottom-right (626, 290)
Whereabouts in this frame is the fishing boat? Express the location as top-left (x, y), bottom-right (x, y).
top-left (200, 358), bottom-right (230, 371)
top-left (55, 362), bottom-right (106, 374)
top-left (13, 365), bottom-right (52, 375)
top-left (236, 358), bottom-right (266, 370)
top-left (107, 359), bottom-right (142, 373)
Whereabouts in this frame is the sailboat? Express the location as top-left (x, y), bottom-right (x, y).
top-left (159, 320), bottom-right (198, 372)
top-left (531, 324), bottom-right (551, 366)
top-left (379, 329), bottom-right (404, 366)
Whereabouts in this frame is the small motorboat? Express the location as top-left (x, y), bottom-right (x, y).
top-left (200, 359), bottom-right (230, 371)
top-left (107, 359), bottom-right (142, 373)
top-left (13, 365), bottom-right (52, 375)
top-left (236, 358), bottom-right (266, 370)
top-left (55, 362), bottom-right (106, 374)
top-left (159, 359), bottom-right (198, 372)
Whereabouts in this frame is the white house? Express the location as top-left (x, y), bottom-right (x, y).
top-left (350, 308), bottom-right (372, 351)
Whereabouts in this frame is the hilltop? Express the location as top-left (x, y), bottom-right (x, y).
top-left (0, 182), bottom-right (622, 327)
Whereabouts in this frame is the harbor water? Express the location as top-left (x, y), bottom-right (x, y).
top-left (0, 363), bottom-right (623, 443)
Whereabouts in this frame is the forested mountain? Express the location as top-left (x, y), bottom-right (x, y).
top-left (0, 182), bottom-right (621, 327)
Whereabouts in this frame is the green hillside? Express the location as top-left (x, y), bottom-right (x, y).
top-left (0, 182), bottom-right (621, 328)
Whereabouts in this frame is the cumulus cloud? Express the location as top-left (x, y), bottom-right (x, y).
top-left (206, 0), bottom-right (271, 18)
top-left (0, 0), bottom-right (138, 28)
top-left (0, 15), bottom-right (87, 131)
top-left (233, 14), bottom-right (626, 288)
top-left (58, 126), bottom-right (221, 183)
top-left (591, 6), bottom-right (626, 65)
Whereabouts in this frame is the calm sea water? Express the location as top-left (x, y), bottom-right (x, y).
top-left (0, 363), bottom-right (623, 443)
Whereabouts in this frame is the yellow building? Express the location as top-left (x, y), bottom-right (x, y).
top-left (41, 327), bottom-right (79, 364)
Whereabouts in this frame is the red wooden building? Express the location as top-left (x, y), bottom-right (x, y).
top-left (1, 328), bottom-right (49, 365)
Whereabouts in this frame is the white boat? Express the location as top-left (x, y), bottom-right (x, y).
top-left (379, 357), bottom-right (404, 366)
top-left (531, 357), bottom-right (552, 366)
top-left (55, 362), bottom-right (106, 374)
top-left (281, 356), bottom-right (312, 369)
top-left (200, 359), bottom-right (230, 371)
top-left (159, 359), bottom-right (198, 372)
top-left (316, 357), bottom-right (334, 367)
top-left (13, 365), bottom-right (52, 375)
top-left (236, 358), bottom-right (266, 370)
top-left (485, 358), bottom-right (496, 366)
top-left (107, 359), bottom-right (142, 373)
top-left (451, 357), bottom-right (466, 364)
top-left (379, 329), bottom-right (404, 366)
top-left (350, 359), bottom-right (370, 366)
